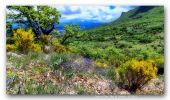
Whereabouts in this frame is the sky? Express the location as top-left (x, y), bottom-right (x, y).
top-left (53, 6), bottom-right (137, 30)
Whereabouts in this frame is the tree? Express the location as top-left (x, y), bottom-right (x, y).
top-left (6, 6), bottom-right (61, 40)
top-left (60, 24), bottom-right (80, 45)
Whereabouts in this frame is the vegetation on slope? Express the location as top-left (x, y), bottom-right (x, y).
top-left (6, 6), bottom-right (164, 95)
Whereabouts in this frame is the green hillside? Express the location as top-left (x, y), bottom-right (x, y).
top-left (83, 6), bottom-right (164, 42)
top-left (70, 6), bottom-right (164, 73)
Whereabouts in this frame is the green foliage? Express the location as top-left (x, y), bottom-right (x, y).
top-left (49, 53), bottom-right (71, 70)
top-left (106, 67), bottom-right (117, 81)
top-left (117, 59), bottom-right (158, 92)
top-left (38, 35), bottom-right (52, 45)
top-left (115, 41), bottom-right (133, 48)
top-left (155, 56), bottom-right (164, 74)
top-left (7, 6), bottom-right (61, 36)
top-left (23, 80), bottom-right (61, 95)
top-left (6, 37), bottom-right (15, 44)
top-left (63, 68), bottom-right (75, 78)
top-left (60, 24), bottom-right (80, 45)
top-left (74, 84), bottom-right (89, 95)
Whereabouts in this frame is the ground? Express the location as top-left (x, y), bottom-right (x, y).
top-left (6, 52), bottom-right (164, 95)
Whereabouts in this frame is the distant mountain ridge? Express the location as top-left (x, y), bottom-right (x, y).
top-left (57, 20), bottom-right (105, 31)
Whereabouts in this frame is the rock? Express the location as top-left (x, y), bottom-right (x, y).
top-left (7, 52), bottom-right (22, 58)
top-left (44, 45), bottom-right (54, 53)
top-left (119, 90), bottom-right (130, 95)
top-left (137, 78), bottom-right (164, 95)
top-left (94, 80), bottom-right (113, 95)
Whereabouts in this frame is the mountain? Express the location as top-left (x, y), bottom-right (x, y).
top-left (56, 20), bottom-right (105, 31)
top-left (83, 6), bottom-right (164, 42)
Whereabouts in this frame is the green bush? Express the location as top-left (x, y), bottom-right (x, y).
top-left (49, 53), bottom-right (71, 70)
top-left (116, 41), bottom-right (132, 48)
top-left (155, 56), bottom-right (164, 74)
top-left (39, 35), bottom-right (52, 45)
top-left (6, 37), bottom-right (15, 44)
top-left (106, 67), bottom-right (117, 81)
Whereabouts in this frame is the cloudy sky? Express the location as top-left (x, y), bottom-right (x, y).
top-left (53, 6), bottom-right (137, 30)
top-left (55, 6), bottom-right (136, 22)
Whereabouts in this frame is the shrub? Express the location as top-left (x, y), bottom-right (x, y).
top-left (6, 44), bottom-right (17, 52)
top-left (155, 56), bottom-right (164, 74)
top-left (13, 28), bottom-right (34, 53)
top-left (27, 52), bottom-right (40, 60)
top-left (23, 80), bottom-right (61, 94)
top-left (51, 37), bottom-right (67, 53)
top-left (107, 67), bottom-right (117, 81)
top-left (30, 43), bottom-right (42, 53)
top-left (95, 59), bottom-right (108, 68)
top-left (116, 41), bottom-right (132, 48)
top-left (108, 55), bottom-right (127, 68)
top-left (39, 35), bottom-right (52, 45)
top-left (49, 53), bottom-right (70, 70)
top-left (117, 59), bottom-right (157, 92)
top-left (51, 37), bottom-right (59, 45)
top-left (53, 43), bottom-right (66, 53)
top-left (6, 37), bottom-right (15, 44)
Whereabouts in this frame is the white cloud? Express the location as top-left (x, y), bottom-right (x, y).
top-left (53, 6), bottom-right (134, 22)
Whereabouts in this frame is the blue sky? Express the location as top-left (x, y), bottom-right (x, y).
top-left (53, 6), bottom-right (137, 30)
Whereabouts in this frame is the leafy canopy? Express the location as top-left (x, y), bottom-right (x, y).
top-left (7, 6), bottom-right (61, 37)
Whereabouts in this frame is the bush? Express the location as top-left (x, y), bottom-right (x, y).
top-left (39, 35), bottom-right (52, 46)
top-left (13, 28), bottom-right (34, 53)
top-left (51, 37), bottom-right (59, 45)
top-left (53, 43), bottom-right (66, 53)
top-left (155, 56), bottom-right (164, 74)
top-left (107, 67), bottom-right (117, 80)
top-left (49, 53), bottom-right (70, 70)
top-left (6, 44), bottom-right (16, 52)
top-left (116, 41), bottom-right (132, 48)
top-left (30, 43), bottom-right (42, 53)
top-left (6, 37), bottom-right (15, 44)
top-left (95, 59), bottom-right (108, 68)
top-left (117, 59), bottom-right (157, 92)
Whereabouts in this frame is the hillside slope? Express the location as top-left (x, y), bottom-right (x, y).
top-left (83, 6), bottom-right (164, 42)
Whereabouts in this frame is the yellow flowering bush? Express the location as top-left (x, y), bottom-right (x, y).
top-left (117, 59), bottom-right (157, 92)
top-left (13, 28), bottom-right (34, 53)
top-left (30, 44), bottom-right (42, 53)
top-left (53, 43), bottom-right (66, 53)
top-left (6, 44), bottom-right (17, 52)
